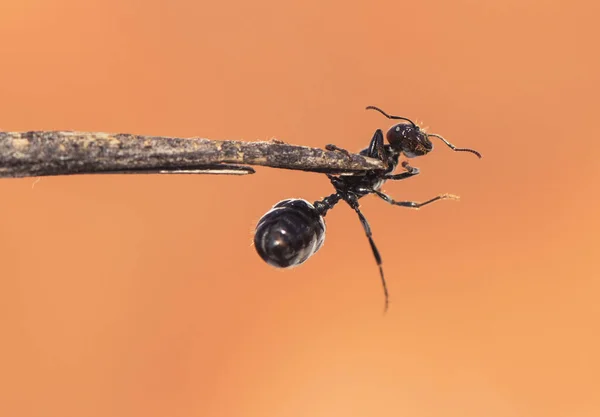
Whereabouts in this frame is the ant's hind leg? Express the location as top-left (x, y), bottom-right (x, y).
top-left (373, 190), bottom-right (460, 210)
top-left (345, 197), bottom-right (389, 312)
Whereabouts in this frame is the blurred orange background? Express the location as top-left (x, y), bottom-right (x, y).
top-left (1, 1), bottom-right (599, 416)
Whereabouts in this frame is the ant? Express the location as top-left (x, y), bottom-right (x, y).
top-left (253, 106), bottom-right (481, 312)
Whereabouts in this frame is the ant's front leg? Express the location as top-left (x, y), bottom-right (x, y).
top-left (401, 160), bottom-right (417, 173)
top-left (384, 161), bottom-right (420, 181)
top-left (364, 129), bottom-right (386, 161)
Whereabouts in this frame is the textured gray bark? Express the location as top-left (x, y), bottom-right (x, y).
top-left (0, 131), bottom-right (385, 178)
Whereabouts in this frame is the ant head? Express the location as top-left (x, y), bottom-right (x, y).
top-left (366, 106), bottom-right (483, 159)
top-left (386, 122), bottom-right (433, 158)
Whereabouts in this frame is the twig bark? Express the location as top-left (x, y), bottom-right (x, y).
top-left (0, 131), bottom-right (385, 179)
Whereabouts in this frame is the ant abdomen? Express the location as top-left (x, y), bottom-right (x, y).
top-left (254, 199), bottom-right (326, 268)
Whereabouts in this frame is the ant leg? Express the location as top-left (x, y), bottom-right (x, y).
top-left (373, 190), bottom-right (459, 209)
top-left (269, 138), bottom-right (287, 144)
top-left (345, 197), bottom-right (389, 312)
top-left (327, 129), bottom-right (386, 161)
top-left (384, 171), bottom-right (418, 181)
top-left (401, 160), bottom-right (418, 173)
top-left (385, 161), bottom-right (420, 180)
top-left (325, 144), bottom-right (353, 158)
top-left (364, 129), bottom-right (386, 160)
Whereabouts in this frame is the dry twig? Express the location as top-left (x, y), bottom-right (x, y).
top-left (0, 131), bottom-right (385, 179)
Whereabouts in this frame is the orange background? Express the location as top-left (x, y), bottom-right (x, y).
top-left (1, 1), bottom-right (599, 416)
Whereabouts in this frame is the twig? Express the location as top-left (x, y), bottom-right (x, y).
top-left (0, 131), bottom-right (385, 179)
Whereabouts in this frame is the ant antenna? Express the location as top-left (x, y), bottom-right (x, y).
top-left (428, 133), bottom-right (482, 158)
top-left (366, 106), bottom-right (417, 128)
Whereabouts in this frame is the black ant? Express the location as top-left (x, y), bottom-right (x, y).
top-left (253, 106), bottom-right (481, 312)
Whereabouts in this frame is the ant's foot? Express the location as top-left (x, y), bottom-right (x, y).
top-left (440, 193), bottom-right (460, 201)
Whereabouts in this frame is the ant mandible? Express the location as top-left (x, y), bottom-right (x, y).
top-left (253, 106), bottom-right (482, 312)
